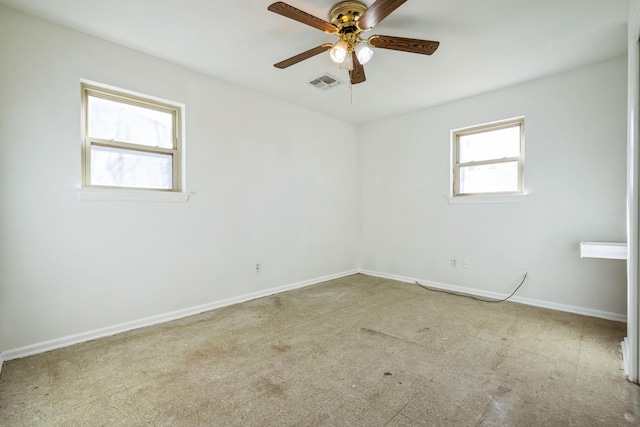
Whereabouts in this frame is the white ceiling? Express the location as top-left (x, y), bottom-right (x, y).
top-left (0, 0), bottom-right (629, 124)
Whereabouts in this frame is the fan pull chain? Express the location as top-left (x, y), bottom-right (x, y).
top-left (349, 80), bottom-right (353, 104)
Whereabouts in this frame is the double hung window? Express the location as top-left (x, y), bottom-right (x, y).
top-left (452, 118), bottom-right (524, 196)
top-left (82, 83), bottom-right (182, 191)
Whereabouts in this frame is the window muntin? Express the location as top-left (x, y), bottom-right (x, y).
top-left (82, 84), bottom-right (182, 191)
top-left (453, 119), bottom-right (524, 196)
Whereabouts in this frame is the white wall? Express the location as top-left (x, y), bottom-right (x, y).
top-left (359, 56), bottom-right (628, 318)
top-left (0, 7), bottom-right (359, 353)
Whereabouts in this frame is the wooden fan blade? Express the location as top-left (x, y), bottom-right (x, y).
top-left (268, 2), bottom-right (337, 34)
top-left (358, 0), bottom-right (407, 30)
top-left (369, 35), bottom-right (440, 55)
top-left (274, 44), bottom-right (332, 69)
top-left (349, 52), bottom-right (366, 84)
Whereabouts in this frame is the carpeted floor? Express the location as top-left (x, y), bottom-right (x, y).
top-left (1, 274), bottom-right (638, 426)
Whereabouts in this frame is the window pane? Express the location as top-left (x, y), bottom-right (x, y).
top-left (87, 95), bottom-right (174, 148)
top-left (459, 125), bottom-right (520, 163)
top-left (459, 161), bottom-right (518, 194)
top-left (91, 146), bottom-right (173, 190)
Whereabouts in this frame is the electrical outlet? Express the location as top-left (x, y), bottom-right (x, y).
top-left (255, 263), bottom-right (262, 273)
top-left (451, 258), bottom-right (458, 268)
top-left (463, 259), bottom-right (470, 269)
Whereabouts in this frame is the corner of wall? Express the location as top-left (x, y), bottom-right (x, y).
top-left (355, 124), bottom-right (364, 271)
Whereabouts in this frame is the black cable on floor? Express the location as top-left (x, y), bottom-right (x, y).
top-left (415, 273), bottom-right (528, 303)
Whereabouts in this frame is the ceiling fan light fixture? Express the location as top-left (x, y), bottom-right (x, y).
top-left (329, 40), bottom-right (348, 63)
top-left (268, 0), bottom-right (441, 86)
top-left (355, 43), bottom-right (373, 65)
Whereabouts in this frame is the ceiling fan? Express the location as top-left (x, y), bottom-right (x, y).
top-left (267, 0), bottom-right (440, 85)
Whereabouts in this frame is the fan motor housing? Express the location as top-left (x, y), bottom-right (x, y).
top-left (329, 1), bottom-right (368, 34)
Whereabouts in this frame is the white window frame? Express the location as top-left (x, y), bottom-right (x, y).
top-left (451, 117), bottom-right (525, 198)
top-left (81, 82), bottom-right (183, 193)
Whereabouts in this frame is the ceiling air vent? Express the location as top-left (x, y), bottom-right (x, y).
top-left (309, 74), bottom-right (343, 90)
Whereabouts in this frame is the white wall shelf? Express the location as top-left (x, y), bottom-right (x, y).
top-left (580, 242), bottom-right (628, 260)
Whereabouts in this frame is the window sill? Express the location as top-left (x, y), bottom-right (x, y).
top-left (447, 194), bottom-right (528, 204)
top-left (77, 188), bottom-right (190, 202)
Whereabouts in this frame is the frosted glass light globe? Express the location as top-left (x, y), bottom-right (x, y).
top-left (355, 43), bottom-right (373, 65)
top-left (329, 40), bottom-right (348, 63)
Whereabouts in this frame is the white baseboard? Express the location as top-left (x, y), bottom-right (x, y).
top-left (0, 269), bottom-right (358, 361)
top-left (1, 268), bottom-right (625, 362)
top-left (359, 269), bottom-right (627, 323)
